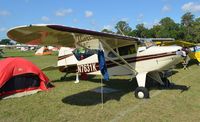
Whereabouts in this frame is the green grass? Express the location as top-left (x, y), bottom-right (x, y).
top-left (1, 49), bottom-right (200, 122)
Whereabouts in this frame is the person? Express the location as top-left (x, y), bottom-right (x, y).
top-left (182, 47), bottom-right (191, 70)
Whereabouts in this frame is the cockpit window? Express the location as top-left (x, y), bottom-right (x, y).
top-left (119, 45), bottom-right (136, 56)
top-left (108, 44), bottom-right (136, 57)
top-left (73, 47), bottom-right (98, 60)
top-left (143, 39), bottom-right (156, 47)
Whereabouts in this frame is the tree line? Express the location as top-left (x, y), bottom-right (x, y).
top-left (102, 12), bottom-right (200, 43)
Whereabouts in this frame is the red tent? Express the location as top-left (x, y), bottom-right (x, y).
top-left (0, 58), bottom-right (50, 98)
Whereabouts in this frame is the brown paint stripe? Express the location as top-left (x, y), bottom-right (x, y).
top-left (106, 53), bottom-right (176, 68)
top-left (58, 54), bottom-right (74, 60)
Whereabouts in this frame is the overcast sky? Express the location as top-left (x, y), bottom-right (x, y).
top-left (1, 0), bottom-right (200, 39)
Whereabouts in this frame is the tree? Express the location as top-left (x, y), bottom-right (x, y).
top-left (115, 21), bottom-right (132, 35)
top-left (159, 17), bottom-right (178, 30)
top-left (135, 24), bottom-right (151, 37)
top-left (181, 12), bottom-right (194, 27)
top-left (150, 25), bottom-right (162, 38)
top-left (101, 29), bottom-right (114, 34)
top-left (0, 39), bottom-right (12, 45)
top-left (128, 30), bottom-right (137, 37)
top-left (181, 12), bottom-right (195, 41)
top-left (156, 17), bottom-right (179, 38)
top-left (191, 17), bottom-right (200, 42)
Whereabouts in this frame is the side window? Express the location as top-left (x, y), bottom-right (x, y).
top-left (119, 44), bottom-right (136, 56)
top-left (107, 44), bottom-right (136, 57)
top-left (107, 48), bottom-right (117, 58)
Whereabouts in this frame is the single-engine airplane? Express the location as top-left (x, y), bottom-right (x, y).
top-left (7, 24), bottom-right (186, 99)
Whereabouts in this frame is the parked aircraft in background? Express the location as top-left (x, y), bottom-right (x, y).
top-left (7, 24), bottom-right (186, 99)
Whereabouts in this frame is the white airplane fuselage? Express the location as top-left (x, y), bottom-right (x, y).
top-left (57, 45), bottom-right (183, 76)
top-left (57, 45), bottom-right (184, 99)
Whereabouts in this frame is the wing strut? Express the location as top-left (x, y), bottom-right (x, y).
top-left (105, 56), bottom-right (136, 74)
top-left (99, 39), bottom-right (138, 76)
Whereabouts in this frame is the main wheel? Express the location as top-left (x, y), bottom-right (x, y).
top-left (135, 87), bottom-right (149, 99)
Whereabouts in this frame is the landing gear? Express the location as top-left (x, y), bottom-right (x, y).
top-left (135, 72), bottom-right (149, 99)
top-left (135, 87), bottom-right (149, 99)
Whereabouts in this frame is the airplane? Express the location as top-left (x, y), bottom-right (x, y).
top-left (7, 24), bottom-right (186, 99)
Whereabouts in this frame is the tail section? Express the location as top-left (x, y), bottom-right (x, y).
top-left (57, 47), bottom-right (78, 67)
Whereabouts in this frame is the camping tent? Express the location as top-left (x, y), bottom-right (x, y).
top-left (35, 46), bottom-right (52, 55)
top-left (47, 46), bottom-right (59, 51)
top-left (0, 58), bottom-right (50, 99)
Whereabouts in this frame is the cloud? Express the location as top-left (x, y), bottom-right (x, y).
top-left (0, 10), bottom-right (10, 16)
top-left (41, 16), bottom-right (50, 21)
top-left (162, 5), bottom-right (171, 12)
top-left (0, 27), bottom-right (7, 32)
top-left (55, 8), bottom-right (73, 16)
top-left (136, 14), bottom-right (144, 22)
top-left (121, 18), bottom-right (129, 22)
top-left (85, 10), bottom-right (93, 18)
top-left (182, 2), bottom-right (200, 12)
top-left (103, 25), bottom-right (113, 30)
top-left (73, 18), bottom-right (78, 23)
top-left (153, 19), bottom-right (160, 25)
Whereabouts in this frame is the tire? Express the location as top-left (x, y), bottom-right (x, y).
top-left (135, 87), bottom-right (149, 99)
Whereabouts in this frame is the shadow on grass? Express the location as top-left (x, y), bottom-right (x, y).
top-left (62, 76), bottom-right (190, 106)
top-left (176, 59), bottom-right (199, 69)
top-left (51, 74), bottom-right (96, 83)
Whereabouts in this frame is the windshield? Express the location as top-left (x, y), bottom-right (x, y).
top-left (141, 39), bottom-right (156, 48)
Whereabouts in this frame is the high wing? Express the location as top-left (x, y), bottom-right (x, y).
top-left (7, 24), bottom-right (138, 49)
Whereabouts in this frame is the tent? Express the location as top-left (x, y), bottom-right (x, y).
top-left (0, 58), bottom-right (51, 99)
top-left (35, 46), bottom-right (52, 55)
top-left (47, 46), bottom-right (59, 51)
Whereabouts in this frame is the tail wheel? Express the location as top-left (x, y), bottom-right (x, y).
top-left (135, 87), bottom-right (149, 99)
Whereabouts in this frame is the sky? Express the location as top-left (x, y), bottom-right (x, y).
top-left (1, 0), bottom-right (200, 39)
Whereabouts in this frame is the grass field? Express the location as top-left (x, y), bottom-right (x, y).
top-left (0, 49), bottom-right (200, 122)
